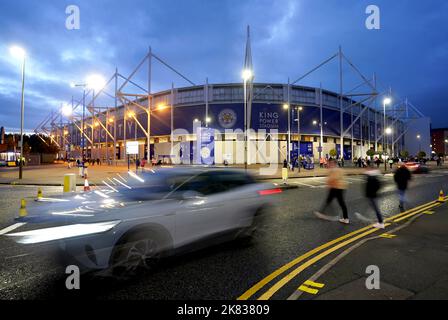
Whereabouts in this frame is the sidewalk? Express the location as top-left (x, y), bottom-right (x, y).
top-left (307, 201), bottom-right (448, 300)
top-left (0, 162), bottom-right (446, 186)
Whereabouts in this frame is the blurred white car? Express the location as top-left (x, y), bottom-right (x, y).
top-left (5, 168), bottom-right (281, 276)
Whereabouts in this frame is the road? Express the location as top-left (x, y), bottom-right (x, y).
top-left (0, 170), bottom-right (447, 300)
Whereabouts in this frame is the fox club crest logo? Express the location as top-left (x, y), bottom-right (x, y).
top-left (218, 109), bottom-right (237, 129)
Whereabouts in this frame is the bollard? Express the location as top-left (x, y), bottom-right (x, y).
top-left (36, 188), bottom-right (43, 201)
top-left (19, 199), bottom-right (28, 217)
top-left (282, 168), bottom-right (288, 184)
top-left (64, 174), bottom-right (77, 193)
top-left (83, 174), bottom-right (91, 192)
top-left (438, 190), bottom-right (446, 203)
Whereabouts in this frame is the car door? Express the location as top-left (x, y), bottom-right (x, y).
top-left (172, 172), bottom-right (232, 247)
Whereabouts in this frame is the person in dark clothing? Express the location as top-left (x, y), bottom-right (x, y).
top-left (394, 162), bottom-right (412, 210)
top-left (283, 159), bottom-right (288, 169)
top-left (365, 167), bottom-right (385, 229)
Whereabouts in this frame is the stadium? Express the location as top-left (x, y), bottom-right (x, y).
top-left (59, 82), bottom-right (407, 165)
top-left (43, 29), bottom-right (428, 165)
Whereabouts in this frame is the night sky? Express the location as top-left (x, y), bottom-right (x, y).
top-left (0, 0), bottom-right (447, 132)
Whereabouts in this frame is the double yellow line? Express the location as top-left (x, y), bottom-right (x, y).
top-left (238, 197), bottom-right (446, 300)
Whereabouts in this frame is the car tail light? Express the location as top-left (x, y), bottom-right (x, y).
top-left (258, 188), bottom-right (282, 196)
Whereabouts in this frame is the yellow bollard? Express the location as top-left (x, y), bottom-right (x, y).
top-left (282, 168), bottom-right (288, 184)
top-left (37, 188), bottom-right (43, 201)
top-left (438, 190), bottom-right (446, 203)
top-left (19, 199), bottom-right (28, 217)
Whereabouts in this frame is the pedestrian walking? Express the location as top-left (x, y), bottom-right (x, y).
top-left (394, 162), bottom-right (412, 210)
top-left (388, 158), bottom-right (394, 170)
top-left (364, 167), bottom-right (385, 229)
top-left (314, 160), bottom-right (349, 224)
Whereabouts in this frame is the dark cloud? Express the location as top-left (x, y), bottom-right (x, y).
top-left (0, 0), bottom-right (447, 131)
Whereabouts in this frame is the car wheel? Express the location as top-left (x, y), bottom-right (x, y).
top-left (110, 231), bottom-right (162, 278)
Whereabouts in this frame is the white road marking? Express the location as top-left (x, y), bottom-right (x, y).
top-left (291, 182), bottom-right (318, 188)
top-left (0, 223), bottom-right (27, 236)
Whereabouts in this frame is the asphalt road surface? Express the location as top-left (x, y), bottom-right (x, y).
top-left (0, 170), bottom-right (447, 300)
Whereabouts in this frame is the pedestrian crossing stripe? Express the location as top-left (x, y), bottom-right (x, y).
top-left (298, 285), bottom-right (319, 295)
top-left (303, 280), bottom-right (325, 288)
top-left (379, 233), bottom-right (397, 239)
top-left (423, 211), bottom-right (434, 215)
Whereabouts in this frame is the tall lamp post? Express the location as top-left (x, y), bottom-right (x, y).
top-left (283, 104), bottom-right (291, 163)
top-left (71, 74), bottom-right (106, 161)
top-left (383, 97), bottom-right (391, 155)
top-left (385, 127), bottom-right (392, 170)
top-left (242, 69), bottom-right (253, 171)
top-left (9, 46), bottom-right (26, 180)
top-left (417, 134), bottom-right (421, 153)
top-left (294, 106), bottom-right (303, 157)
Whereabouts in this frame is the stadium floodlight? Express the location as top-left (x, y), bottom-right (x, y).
top-left (86, 74), bottom-right (106, 92)
top-left (9, 45), bottom-right (26, 59)
top-left (241, 69), bottom-right (253, 81)
top-left (61, 103), bottom-right (72, 117)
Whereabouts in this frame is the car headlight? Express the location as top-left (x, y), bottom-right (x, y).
top-left (6, 220), bottom-right (121, 244)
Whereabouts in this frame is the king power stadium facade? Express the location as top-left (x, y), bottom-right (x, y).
top-left (61, 82), bottom-right (406, 165)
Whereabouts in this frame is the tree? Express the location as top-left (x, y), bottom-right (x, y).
top-left (417, 151), bottom-right (426, 159)
top-left (400, 150), bottom-right (409, 159)
top-left (329, 149), bottom-right (337, 158)
top-left (366, 149), bottom-right (375, 157)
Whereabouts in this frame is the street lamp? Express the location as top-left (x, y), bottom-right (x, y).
top-left (383, 97), bottom-right (391, 155)
top-left (283, 104), bottom-right (291, 163)
top-left (9, 45), bottom-right (26, 179)
top-left (294, 106), bottom-right (302, 151)
top-left (72, 74), bottom-right (106, 160)
top-left (417, 134), bottom-right (421, 153)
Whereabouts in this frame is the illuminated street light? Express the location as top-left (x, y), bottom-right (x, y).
top-left (313, 120), bottom-right (318, 126)
top-left (383, 97), bottom-right (392, 155)
top-left (9, 45), bottom-right (26, 180)
top-left (108, 117), bottom-right (114, 123)
top-left (383, 97), bottom-right (392, 105)
top-left (127, 111), bottom-right (135, 118)
top-left (385, 127), bottom-right (393, 135)
top-left (205, 117), bottom-right (211, 123)
top-left (194, 119), bottom-right (199, 123)
top-left (417, 134), bottom-right (421, 139)
top-left (283, 103), bottom-right (289, 110)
